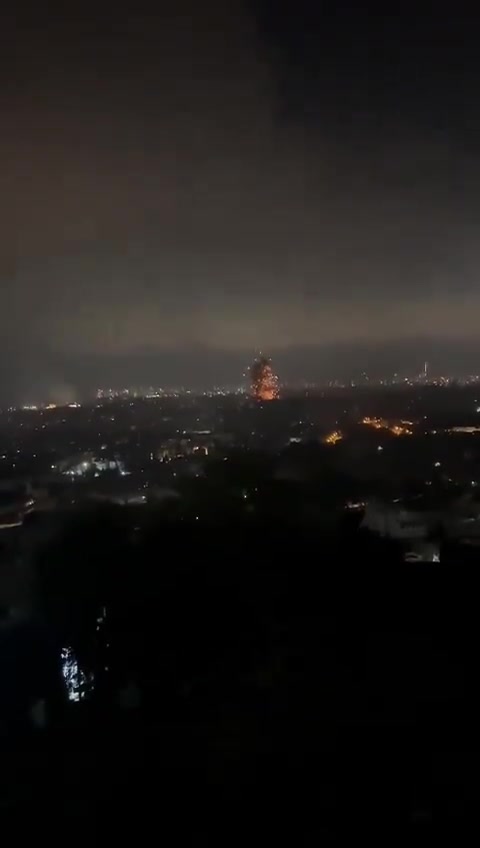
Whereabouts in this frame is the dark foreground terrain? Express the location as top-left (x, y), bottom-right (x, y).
top-left (0, 516), bottom-right (473, 843)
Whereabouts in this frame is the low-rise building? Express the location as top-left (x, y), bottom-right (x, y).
top-left (361, 497), bottom-right (435, 541)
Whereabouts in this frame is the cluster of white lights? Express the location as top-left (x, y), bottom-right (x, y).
top-left (61, 647), bottom-right (95, 703)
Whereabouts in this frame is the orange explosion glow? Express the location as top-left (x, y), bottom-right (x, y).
top-left (250, 357), bottom-right (279, 401)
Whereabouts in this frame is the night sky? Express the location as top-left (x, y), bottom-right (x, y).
top-left (3, 2), bottom-right (480, 398)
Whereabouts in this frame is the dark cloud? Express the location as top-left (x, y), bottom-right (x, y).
top-left (2, 2), bottom-right (480, 399)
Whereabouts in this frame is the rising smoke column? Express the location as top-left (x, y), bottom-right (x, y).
top-left (250, 356), bottom-right (279, 401)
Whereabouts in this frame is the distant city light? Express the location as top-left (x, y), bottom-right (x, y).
top-left (362, 416), bottom-right (413, 436)
top-left (323, 430), bottom-right (343, 445)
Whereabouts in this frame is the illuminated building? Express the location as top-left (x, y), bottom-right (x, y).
top-left (250, 356), bottom-right (279, 401)
top-left (55, 452), bottom-right (127, 477)
top-left (61, 646), bottom-right (95, 702)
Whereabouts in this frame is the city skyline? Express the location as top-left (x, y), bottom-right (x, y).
top-left (5, 338), bottom-right (480, 407)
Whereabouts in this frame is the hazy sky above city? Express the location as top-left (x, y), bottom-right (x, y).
top-left (2, 2), bottom-right (480, 395)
